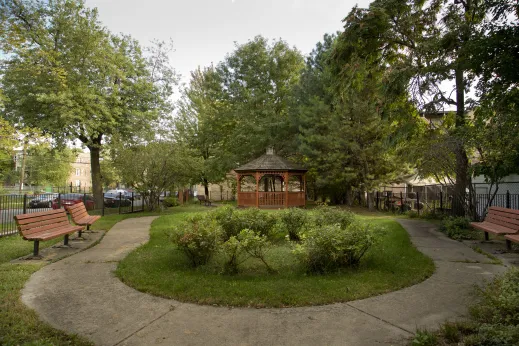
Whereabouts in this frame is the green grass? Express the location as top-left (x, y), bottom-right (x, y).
top-left (0, 205), bottom-right (204, 345)
top-left (116, 210), bottom-right (435, 308)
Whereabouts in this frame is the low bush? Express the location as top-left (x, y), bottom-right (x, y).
top-left (211, 206), bottom-right (277, 240)
top-left (294, 220), bottom-right (381, 273)
top-left (412, 268), bottom-right (519, 345)
top-left (309, 206), bottom-right (355, 228)
top-left (406, 210), bottom-right (419, 218)
top-left (169, 215), bottom-right (221, 267)
top-left (278, 207), bottom-right (307, 241)
top-left (440, 216), bottom-right (479, 240)
top-left (162, 196), bottom-right (179, 207)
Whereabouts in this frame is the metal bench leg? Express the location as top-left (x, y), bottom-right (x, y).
top-left (64, 234), bottom-right (69, 246)
top-left (78, 229), bottom-right (82, 238)
top-left (506, 239), bottom-right (512, 251)
top-left (33, 241), bottom-right (40, 257)
top-left (87, 224), bottom-right (90, 231)
top-left (484, 232), bottom-right (489, 241)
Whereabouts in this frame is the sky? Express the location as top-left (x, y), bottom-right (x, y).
top-left (85, 0), bottom-right (373, 88)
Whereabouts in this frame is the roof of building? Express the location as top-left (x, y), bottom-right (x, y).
top-left (234, 148), bottom-right (307, 173)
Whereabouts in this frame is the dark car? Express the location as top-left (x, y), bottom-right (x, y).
top-left (104, 196), bottom-right (132, 208)
top-left (52, 193), bottom-right (95, 210)
top-left (29, 193), bottom-right (58, 208)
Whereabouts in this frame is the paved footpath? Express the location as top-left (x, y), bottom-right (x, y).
top-left (22, 218), bottom-right (506, 346)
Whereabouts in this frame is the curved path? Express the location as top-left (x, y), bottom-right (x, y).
top-left (22, 217), bottom-right (505, 346)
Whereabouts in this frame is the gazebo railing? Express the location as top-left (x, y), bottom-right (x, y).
top-left (259, 192), bottom-right (285, 206)
top-left (288, 192), bottom-right (305, 207)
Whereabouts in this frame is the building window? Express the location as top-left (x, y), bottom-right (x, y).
top-left (75, 180), bottom-right (81, 187)
top-left (75, 168), bottom-right (81, 176)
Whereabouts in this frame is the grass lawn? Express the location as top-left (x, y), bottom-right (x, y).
top-left (116, 210), bottom-right (435, 308)
top-left (0, 204), bottom-right (203, 345)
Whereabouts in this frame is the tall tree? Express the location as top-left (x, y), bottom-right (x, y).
top-left (218, 36), bottom-right (304, 163)
top-left (25, 144), bottom-right (78, 186)
top-left (174, 66), bottom-right (230, 197)
top-left (1, 0), bottom-right (176, 205)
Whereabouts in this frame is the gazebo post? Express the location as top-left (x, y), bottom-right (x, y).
top-left (255, 172), bottom-right (260, 208)
top-left (284, 171), bottom-right (289, 208)
top-left (236, 174), bottom-right (241, 206)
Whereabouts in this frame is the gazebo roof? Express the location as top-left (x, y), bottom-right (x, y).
top-left (234, 148), bottom-right (307, 173)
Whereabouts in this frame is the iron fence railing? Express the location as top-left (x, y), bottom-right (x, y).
top-left (0, 191), bottom-right (148, 237)
top-left (370, 189), bottom-right (519, 221)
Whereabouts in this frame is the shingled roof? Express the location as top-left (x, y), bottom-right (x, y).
top-left (234, 148), bottom-right (307, 172)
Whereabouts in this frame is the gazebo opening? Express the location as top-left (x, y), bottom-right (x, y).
top-left (235, 148), bottom-right (307, 208)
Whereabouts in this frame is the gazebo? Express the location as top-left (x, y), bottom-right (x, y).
top-left (235, 148), bottom-right (307, 208)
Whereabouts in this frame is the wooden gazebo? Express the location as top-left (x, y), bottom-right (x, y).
top-left (235, 148), bottom-right (307, 208)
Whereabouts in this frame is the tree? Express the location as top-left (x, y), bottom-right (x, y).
top-left (25, 144), bottom-right (78, 186)
top-left (218, 36), bottom-right (305, 163)
top-left (174, 66), bottom-right (230, 198)
top-left (1, 0), bottom-right (176, 205)
top-left (0, 118), bottom-right (17, 181)
top-left (113, 142), bottom-right (201, 211)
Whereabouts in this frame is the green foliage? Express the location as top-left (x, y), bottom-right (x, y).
top-left (210, 206), bottom-right (277, 241)
top-left (420, 268), bottom-right (519, 345)
top-left (169, 215), bottom-right (221, 267)
top-left (440, 216), bottom-right (479, 241)
top-left (238, 229), bottom-right (274, 273)
top-left (412, 329), bottom-right (439, 346)
top-left (25, 144), bottom-right (78, 186)
top-left (278, 208), bottom-right (307, 241)
top-left (294, 220), bottom-right (381, 274)
top-left (220, 235), bottom-right (245, 275)
top-left (113, 142), bottom-right (202, 211)
top-left (0, 119), bottom-right (17, 181)
top-left (162, 197), bottom-right (179, 208)
top-left (1, 0), bottom-right (177, 204)
top-left (309, 206), bottom-right (355, 229)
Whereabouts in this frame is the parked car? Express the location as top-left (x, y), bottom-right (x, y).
top-left (104, 189), bottom-right (134, 200)
top-left (29, 193), bottom-right (58, 208)
top-left (52, 193), bottom-right (95, 210)
top-left (104, 196), bottom-right (132, 208)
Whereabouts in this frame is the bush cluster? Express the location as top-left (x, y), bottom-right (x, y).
top-left (440, 216), bottom-right (479, 241)
top-left (162, 196), bottom-right (179, 207)
top-left (170, 206), bottom-right (379, 275)
top-left (294, 220), bottom-right (380, 273)
top-left (413, 268), bottom-right (519, 346)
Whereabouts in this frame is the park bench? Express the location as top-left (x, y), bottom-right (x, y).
top-left (14, 209), bottom-right (84, 257)
top-left (65, 202), bottom-right (101, 233)
top-left (470, 207), bottom-right (519, 248)
top-left (197, 195), bottom-right (212, 206)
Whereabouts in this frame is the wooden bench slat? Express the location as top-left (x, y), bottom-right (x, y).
top-left (504, 234), bottom-right (519, 243)
top-left (488, 209), bottom-right (519, 222)
top-left (18, 215), bottom-right (70, 232)
top-left (471, 221), bottom-right (517, 235)
top-left (14, 208), bottom-right (64, 220)
top-left (485, 215), bottom-right (519, 231)
top-left (23, 225), bottom-right (84, 241)
top-left (489, 206), bottom-right (519, 216)
top-left (65, 202), bottom-right (99, 228)
top-left (20, 220), bottom-right (72, 236)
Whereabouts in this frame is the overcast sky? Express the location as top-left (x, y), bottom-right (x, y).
top-left (85, 0), bottom-right (373, 87)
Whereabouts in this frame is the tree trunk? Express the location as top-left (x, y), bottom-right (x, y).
top-left (88, 144), bottom-right (103, 208)
top-left (453, 66), bottom-right (469, 216)
top-left (203, 177), bottom-right (209, 198)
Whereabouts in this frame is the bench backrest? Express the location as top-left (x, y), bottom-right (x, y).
top-left (197, 195), bottom-right (207, 201)
top-left (65, 202), bottom-right (88, 223)
top-left (486, 207), bottom-right (519, 231)
top-left (14, 209), bottom-right (69, 238)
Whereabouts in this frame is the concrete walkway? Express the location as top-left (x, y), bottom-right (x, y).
top-left (22, 218), bottom-right (506, 346)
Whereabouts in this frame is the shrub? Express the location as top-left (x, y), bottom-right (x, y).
top-left (209, 206), bottom-right (277, 241)
top-left (412, 329), bottom-right (438, 346)
top-left (406, 210), bottom-right (419, 218)
top-left (220, 236), bottom-right (245, 275)
top-left (170, 215), bottom-right (221, 267)
top-left (162, 196), bottom-right (179, 207)
top-left (278, 208), bottom-right (307, 241)
top-left (440, 216), bottom-right (479, 240)
top-left (309, 206), bottom-right (355, 228)
top-left (239, 229), bottom-right (274, 273)
top-left (294, 220), bottom-right (380, 273)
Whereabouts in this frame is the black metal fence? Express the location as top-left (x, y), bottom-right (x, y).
top-left (371, 185), bottom-right (519, 221)
top-left (0, 191), bottom-right (146, 237)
